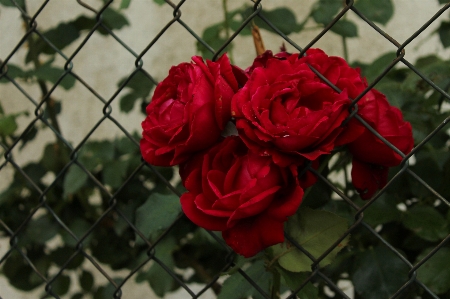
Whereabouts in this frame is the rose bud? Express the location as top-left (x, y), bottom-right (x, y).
top-left (349, 89), bottom-right (414, 199)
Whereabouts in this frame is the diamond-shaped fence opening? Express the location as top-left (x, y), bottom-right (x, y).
top-left (1, 0), bottom-right (450, 298)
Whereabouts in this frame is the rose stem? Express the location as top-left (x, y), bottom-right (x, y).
top-left (270, 269), bottom-right (281, 299)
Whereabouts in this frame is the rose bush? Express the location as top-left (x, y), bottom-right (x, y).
top-left (349, 89), bottom-right (414, 199)
top-left (231, 49), bottom-right (367, 167)
top-left (179, 136), bottom-right (304, 257)
top-left (140, 48), bottom-right (414, 257)
top-left (140, 54), bottom-right (241, 166)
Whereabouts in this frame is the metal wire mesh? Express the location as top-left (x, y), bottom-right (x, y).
top-left (1, 0), bottom-right (450, 298)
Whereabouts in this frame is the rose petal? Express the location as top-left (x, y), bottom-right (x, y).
top-left (180, 193), bottom-right (228, 230)
top-left (222, 214), bottom-right (285, 258)
top-left (351, 158), bottom-right (389, 200)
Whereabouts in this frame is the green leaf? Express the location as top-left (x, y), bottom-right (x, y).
top-left (0, 0), bottom-right (25, 8)
top-left (50, 247), bottom-right (84, 269)
top-left (352, 246), bottom-right (409, 299)
top-left (101, 8), bottom-right (129, 31)
top-left (38, 22), bottom-right (81, 55)
top-left (119, 93), bottom-right (138, 113)
top-left (80, 270), bottom-right (94, 292)
top-left (41, 143), bottom-right (70, 172)
top-left (2, 251), bottom-right (44, 291)
top-left (320, 199), bottom-right (354, 225)
top-left (153, 0), bottom-right (165, 5)
top-left (356, 0), bottom-right (394, 25)
top-left (403, 56), bottom-right (450, 94)
top-left (278, 267), bottom-right (318, 298)
top-left (441, 157), bottom-right (450, 198)
top-left (375, 81), bottom-right (409, 108)
top-left (115, 135), bottom-right (138, 155)
top-left (135, 192), bottom-right (181, 243)
top-left (117, 71), bottom-right (155, 113)
top-left (103, 159), bottom-right (128, 188)
top-left (272, 207), bottom-right (349, 272)
top-left (402, 205), bottom-right (448, 242)
top-left (79, 140), bottom-right (115, 171)
top-left (72, 15), bottom-right (97, 32)
top-left (360, 51), bottom-right (396, 83)
top-left (0, 63), bottom-right (29, 83)
top-left (63, 165), bottom-right (89, 197)
top-left (359, 193), bottom-right (402, 226)
top-left (409, 155), bottom-right (444, 196)
top-left (71, 293), bottom-right (84, 299)
top-left (438, 21), bottom-right (450, 48)
top-left (311, 0), bottom-right (342, 24)
top-left (0, 114), bottom-right (18, 136)
top-left (258, 7), bottom-right (304, 35)
top-left (301, 167), bottom-right (332, 209)
top-left (61, 218), bottom-right (93, 248)
top-left (26, 216), bottom-right (59, 244)
top-left (52, 274), bottom-right (71, 296)
top-left (19, 125), bottom-right (38, 150)
top-left (33, 63), bottom-right (76, 90)
top-left (93, 278), bottom-right (122, 299)
top-left (197, 23), bottom-right (230, 60)
top-left (417, 247), bottom-right (450, 294)
top-left (218, 260), bottom-right (272, 299)
top-left (136, 236), bottom-right (178, 297)
top-left (119, 0), bottom-right (131, 9)
top-left (330, 19), bottom-right (358, 38)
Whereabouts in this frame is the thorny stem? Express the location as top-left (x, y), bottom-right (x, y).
top-left (267, 246), bottom-right (294, 270)
top-left (343, 161), bottom-right (350, 196)
top-left (270, 269), bottom-right (281, 299)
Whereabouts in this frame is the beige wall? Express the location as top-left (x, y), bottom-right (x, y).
top-left (1, 0), bottom-right (449, 298)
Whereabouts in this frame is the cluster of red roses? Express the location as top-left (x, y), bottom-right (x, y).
top-left (140, 49), bottom-right (414, 257)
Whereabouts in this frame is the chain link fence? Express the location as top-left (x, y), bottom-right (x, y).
top-left (1, 0), bottom-right (450, 298)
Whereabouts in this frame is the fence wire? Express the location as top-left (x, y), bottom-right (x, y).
top-left (1, 0), bottom-right (450, 298)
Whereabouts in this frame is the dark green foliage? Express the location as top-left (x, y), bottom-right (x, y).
top-left (352, 246), bottom-right (409, 299)
top-left (218, 261), bottom-right (272, 299)
top-left (197, 5), bottom-right (304, 59)
top-left (330, 19), bottom-right (358, 38)
top-left (117, 70), bottom-right (155, 113)
top-left (356, 0), bottom-right (394, 25)
top-left (438, 21), bottom-right (450, 48)
top-left (311, 0), bottom-right (342, 25)
top-left (0, 0), bottom-right (24, 8)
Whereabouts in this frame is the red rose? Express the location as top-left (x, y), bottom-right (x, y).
top-left (351, 159), bottom-right (389, 200)
top-left (179, 136), bottom-right (304, 257)
top-left (349, 89), bottom-right (414, 199)
top-left (140, 54), bottom-right (240, 166)
top-left (231, 49), bottom-right (366, 167)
